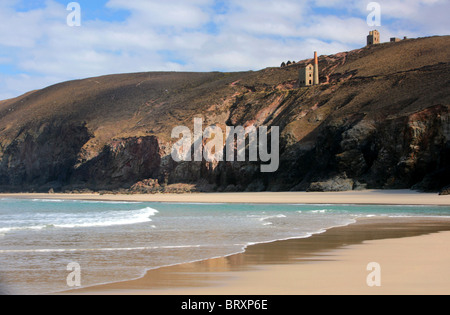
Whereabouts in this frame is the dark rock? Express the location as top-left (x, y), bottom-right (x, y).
top-left (71, 136), bottom-right (162, 190)
top-left (307, 175), bottom-right (354, 192)
top-left (224, 184), bottom-right (238, 192)
top-left (440, 185), bottom-right (450, 196)
top-left (130, 178), bottom-right (161, 194)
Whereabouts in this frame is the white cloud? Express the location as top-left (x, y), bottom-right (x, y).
top-left (106, 0), bottom-right (213, 29)
top-left (0, 0), bottom-right (448, 100)
top-left (219, 0), bottom-right (309, 37)
top-left (0, 73), bottom-right (62, 100)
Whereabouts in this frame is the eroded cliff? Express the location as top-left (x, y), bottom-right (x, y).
top-left (0, 36), bottom-right (449, 193)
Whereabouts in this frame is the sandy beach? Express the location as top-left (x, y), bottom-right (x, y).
top-left (65, 216), bottom-right (450, 296)
top-left (3, 190), bottom-right (450, 295)
top-left (2, 189), bottom-right (450, 206)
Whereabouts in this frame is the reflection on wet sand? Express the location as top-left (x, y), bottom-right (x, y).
top-left (68, 217), bottom-right (450, 294)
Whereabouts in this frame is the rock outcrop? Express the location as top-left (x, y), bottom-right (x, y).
top-left (440, 186), bottom-right (450, 196)
top-left (71, 136), bottom-right (162, 190)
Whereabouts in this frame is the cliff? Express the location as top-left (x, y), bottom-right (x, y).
top-left (0, 35), bottom-right (449, 193)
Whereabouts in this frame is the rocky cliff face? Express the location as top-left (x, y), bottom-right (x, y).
top-left (0, 36), bottom-right (449, 193)
top-left (0, 121), bottom-right (91, 191)
top-left (71, 136), bottom-right (163, 190)
top-left (286, 104), bottom-right (450, 192)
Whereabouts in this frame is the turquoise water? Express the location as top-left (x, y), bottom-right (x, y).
top-left (0, 198), bottom-right (449, 294)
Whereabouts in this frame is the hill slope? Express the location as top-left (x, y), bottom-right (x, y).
top-left (0, 36), bottom-right (449, 193)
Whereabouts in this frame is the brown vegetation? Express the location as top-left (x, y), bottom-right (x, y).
top-left (0, 36), bottom-right (449, 193)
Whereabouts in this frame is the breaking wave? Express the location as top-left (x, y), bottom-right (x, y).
top-left (0, 207), bottom-right (159, 234)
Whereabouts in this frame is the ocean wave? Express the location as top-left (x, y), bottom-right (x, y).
top-left (0, 207), bottom-right (159, 234)
top-left (29, 198), bottom-right (142, 205)
top-left (72, 200), bottom-right (143, 205)
top-left (309, 209), bottom-right (331, 214)
top-left (32, 199), bottom-right (65, 203)
top-left (0, 244), bottom-right (202, 254)
top-left (0, 225), bottom-right (52, 234)
top-left (297, 209), bottom-right (335, 214)
top-left (53, 207), bottom-right (159, 229)
top-left (258, 214), bottom-right (287, 222)
top-left (246, 214), bottom-right (287, 226)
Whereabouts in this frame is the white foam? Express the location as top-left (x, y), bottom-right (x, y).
top-left (310, 209), bottom-right (331, 214)
top-left (258, 214), bottom-right (287, 222)
top-left (72, 200), bottom-right (143, 205)
top-left (0, 244), bottom-right (202, 254)
top-left (0, 207), bottom-right (159, 234)
top-left (30, 199), bottom-right (142, 205)
top-left (247, 214), bottom-right (287, 226)
top-left (0, 225), bottom-right (50, 234)
top-left (54, 207), bottom-right (159, 229)
top-left (32, 199), bottom-right (64, 203)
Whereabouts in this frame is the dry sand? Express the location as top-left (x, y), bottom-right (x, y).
top-left (2, 189), bottom-right (450, 206)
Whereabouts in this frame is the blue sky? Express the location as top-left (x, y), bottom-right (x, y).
top-left (0, 0), bottom-right (449, 100)
top-left (13, 0), bottom-right (129, 21)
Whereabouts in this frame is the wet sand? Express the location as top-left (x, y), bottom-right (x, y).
top-left (65, 216), bottom-right (450, 295)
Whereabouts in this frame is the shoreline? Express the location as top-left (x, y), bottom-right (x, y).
top-left (64, 216), bottom-right (450, 295)
top-left (2, 189), bottom-right (450, 206)
top-left (2, 191), bottom-right (450, 295)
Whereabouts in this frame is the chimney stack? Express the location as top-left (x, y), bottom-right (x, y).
top-left (313, 51), bottom-right (319, 85)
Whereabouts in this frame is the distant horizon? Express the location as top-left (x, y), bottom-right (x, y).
top-left (1, 0), bottom-right (449, 100)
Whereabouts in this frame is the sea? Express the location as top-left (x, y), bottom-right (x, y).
top-left (0, 197), bottom-right (449, 295)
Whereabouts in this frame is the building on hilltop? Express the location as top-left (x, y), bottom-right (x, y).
top-left (367, 30), bottom-right (380, 45)
top-left (299, 64), bottom-right (314, 86)
top-left (299, 52), bottom-right (319, 87)
top-left (368, 30), bottom-right (410, 46)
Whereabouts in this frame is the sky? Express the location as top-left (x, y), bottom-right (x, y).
top-left (0, 0), bottom-right (449, 100)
